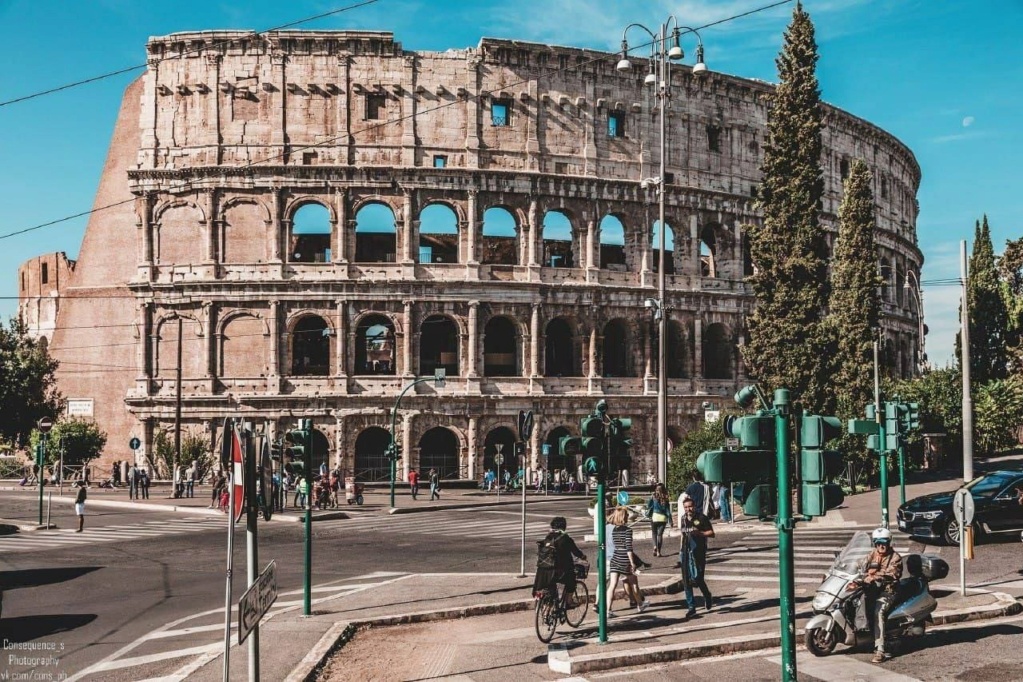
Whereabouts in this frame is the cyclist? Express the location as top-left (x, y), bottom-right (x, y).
top-left (533, 516), bottom-right (587, 596)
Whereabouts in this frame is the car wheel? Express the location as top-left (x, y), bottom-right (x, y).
top-left (943, 519), bottom-right (981, 546)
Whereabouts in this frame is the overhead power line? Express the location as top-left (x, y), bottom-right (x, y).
top-left (0, 0), bottom-right (793, 243)
top-left (0, 0), bottom-right (382, 108)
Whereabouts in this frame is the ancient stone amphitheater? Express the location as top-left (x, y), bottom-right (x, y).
top-left (38, 30), bottom-right (923, 482)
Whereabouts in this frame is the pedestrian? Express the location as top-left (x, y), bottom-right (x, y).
top-left (74, 481), bottom-right (87, 532)
top-left (715, 483), bottom-right (732, 523)
top-left (646, 483), bottom-right (672, 556)
top-left (535, 466), bottom-right (544, 493)
top-left (294, 475), bottom-right (307, 509)
top-left (128, 463), bottom-right (139, 500)
top-left (112, 461), bottom-right (121, 487)
top-left (678, 496), bottom-right (715, 619)
top-left (605, 506), bottom-right (647, 616)
top-left (429, 468), bottom-right (440, 500)
top-left (680, 472), bottom-right (712, 517)
top-left (408, 468), bottom-right (420, 500)
top-left (140, 468), bottom-right (150, 499)
top-left (186, 461), bottom-right (196, 498)
top-left (210, 471), bottom-right (225, 508)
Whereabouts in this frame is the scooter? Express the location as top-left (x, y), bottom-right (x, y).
top-left (804, 531), bottom-right (949, 657)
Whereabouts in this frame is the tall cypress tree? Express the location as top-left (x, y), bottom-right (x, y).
top-left (829, 160), bottom-right (881, 458)
top-left (743, 2), bottom-right (830, 412)
top-left (957, 215), bottom-right (1009, 383)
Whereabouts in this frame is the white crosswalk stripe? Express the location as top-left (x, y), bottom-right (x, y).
top-left (339, 509), bottom-right (591, 540)
top-left (0, 517), bottom-right (227, 554)
top-left (707, 525), bottom-right (907, 586)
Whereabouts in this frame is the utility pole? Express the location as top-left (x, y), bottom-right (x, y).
top-left (960, 241), bottom-right (974, 482)
top-left (245, 430), bottom-right (260, 681)
top-left (874, 335), bottom-right (889, 527)
top-left (303, 419), bottom-right (313, 617)
top-left (175, 316), bottom-right (183, 477)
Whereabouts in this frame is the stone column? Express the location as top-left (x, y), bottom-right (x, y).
top-left (694, 318), bottom-right (703, 380)
top-left (401, 189), bottom-right (415, 265)
top-left (270, 186), bottom-right (283, 263)
top-left (690, 215), bottom-right (701, 278)
top-left (589, 325), bottom-right (599, 378)
top-left (401, 414), bottom-right (414, 479)
top-left (270, 51), bottom-right (287, 158)
top-left (586, 218), bottom-right (597, 270)
top-left (206, 55), bottom-right (222, 165)
top-left (268, 300), bottom-right (281, 378)
top-left (136, 302), bottom-right (151, 385)
top-left (527, 198), bottom-right (539, 267)
top-left (467, 301), bottom-right (479, 377)
top-left (203, 189), bottom-right (217, 264)
top-left (467, 416), bottom-right (478, 480)
top-left (333, 188), bottom-right (348, 263)
top-left (138, 193), bottom-right (154, 281)
top-left (530, 304), bottom-right (541, 377)
top-left (403, 300), bottom-right (414, 377)
top-left (203, 302), bottom-right (214, 380)
top-left (335, 300), bottom-right (348, 378)
top-left (466, 190), bottom-right (478, 264)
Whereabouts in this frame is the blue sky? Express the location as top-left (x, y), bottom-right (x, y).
top-left (1, 0), bottom-right (1020, 368)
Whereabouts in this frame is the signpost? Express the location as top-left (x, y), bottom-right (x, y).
top-left (238, 560), bottom-right (278, 645)
top-left (129, 437), bottom-right (141, 451)
top-left (494, 447), bottom-right (504, 502)
top-left (37, 417), bottom-right (53, 525)
top-left (953, 488), bottom-right (975, 596)
top-left (616, 490), bottom-right (629, 506)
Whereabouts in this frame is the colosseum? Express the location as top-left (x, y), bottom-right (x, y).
top-left (33, 29), bottom-right (923, 482)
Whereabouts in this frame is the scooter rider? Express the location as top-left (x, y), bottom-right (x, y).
top-left (847, 527), bottom-right (903, 662)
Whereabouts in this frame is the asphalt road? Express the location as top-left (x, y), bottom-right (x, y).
top-left (0, 493), bottom-right (590, 680)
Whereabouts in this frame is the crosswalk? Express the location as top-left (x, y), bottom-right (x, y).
top-left (340, 508), bottom-right (592, 541)
top-left (706, 525), bottom-right (913, 590)
top-left (0, 517), bottom-right (228, 554)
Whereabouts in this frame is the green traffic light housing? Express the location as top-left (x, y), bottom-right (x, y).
top-left (724, 413), bottom-right (774, 449)
top-left (559, 435), bottom-right (582, 457)
top-left (799, 414), bottom-right (844, 518)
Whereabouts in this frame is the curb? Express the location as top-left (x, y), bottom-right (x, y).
top-left (0, 519), bottom-right (54, 533)
top-left (39, 495), bottom-right (349, 522)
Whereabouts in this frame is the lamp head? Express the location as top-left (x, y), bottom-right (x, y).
top-left (692, 44), bottom-right (707, 74)
top-left (616, 39), bottom-right (631, 72)
top-left (734, 385), bottom-right (759, 409)
top-left (596, 399), bottom-right (608, 414)
top-left (668, 28), bottom-right (684, 60)
top-left (644, 71), bottom-right (657, 86)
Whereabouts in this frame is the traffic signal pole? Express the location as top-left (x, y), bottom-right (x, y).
top-left (303, 419), bottom-right (313, 617)
top-left (244, 430), bottom-right (260, 681)
top-left (596, 477), bottom-right (608, 644)
top-left (773, 389), bottom-right (797, 682)
top-left (37, 438), bottom-right (45, 525)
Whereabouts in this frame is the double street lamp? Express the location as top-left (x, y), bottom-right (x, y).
top-left (617, 18), bottom-right (706, 484)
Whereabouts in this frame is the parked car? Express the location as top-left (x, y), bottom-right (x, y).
top-left (897, 470), bottom-right (1023, 544)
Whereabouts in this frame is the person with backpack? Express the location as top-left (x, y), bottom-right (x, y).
top-left (533, 516), bottom-right (587, 596)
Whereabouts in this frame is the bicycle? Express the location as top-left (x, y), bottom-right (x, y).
top-left (534, 562), bottom-right (590, 643)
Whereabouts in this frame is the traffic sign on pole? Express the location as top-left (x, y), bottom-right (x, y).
top-left (37, 417), bottom-right (53, 433)
top-left (518, 410), bottom-right (534, 442)
top-left (129, 437), bottom-right (141, 451)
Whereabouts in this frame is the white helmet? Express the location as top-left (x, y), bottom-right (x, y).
top-left (871, 527), bottom-right (893, 545)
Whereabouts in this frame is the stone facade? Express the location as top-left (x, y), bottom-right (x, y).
top-left (17, 252), bottom-right (75, 343)
top-left (30, 30), bottom-right (923, 480)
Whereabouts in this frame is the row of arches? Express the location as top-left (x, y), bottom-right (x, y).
top-left (155, 311), bottom-right (739, 381)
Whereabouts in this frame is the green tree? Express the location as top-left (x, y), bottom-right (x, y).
top-left (0, 317), bottom-right (63, 446)
top-left (29, 418), bottom-right (107, 468)
top-left (974, 376), bottom-right (1023, 458)
top-left (743, 2), bottom-right (831, 413)
top-left (827, 159), bottom-right (881, 468)
top-left (957, 216), bottom-right (1009, 383)
top-left (890, 368), bottom-right (963, 458)
top-left (666, 418), bottom-right (728, 499)
top-left (998, 236), bottom-right (1023, 372)
top-left (150, 428), bottom-right (215, 481)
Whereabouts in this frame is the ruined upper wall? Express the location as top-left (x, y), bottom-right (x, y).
top-left (137, 30), bottom-right (919, 243)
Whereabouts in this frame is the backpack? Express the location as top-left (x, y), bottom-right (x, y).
top-left (536, 532), bottom-right (560, 570)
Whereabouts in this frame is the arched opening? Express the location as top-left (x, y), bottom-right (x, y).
top-left (353, 427), bottom-right (391, 482)
top-left (599, 215), bottom-right (626, 270)
top-left (355, 314), bottom-right (395, 375)
top-left (602, 319), bottom-right (630, 377)
top-left (290, 203), bottom-right (331, 263)
top-left (653, 319), bottom-right (687, 379)
top-left (420, 315), bottom-right (459, 376)
top-left (291, 315), bottom-right (330, 376)
top-left (355, 203), bottom-right (397, 263)
top-left (703, 323), bottom-right (733, 379)
top-left (544, 318), bottom-right (578, 377)
top-left (481, 207), bottom-right (518, 265)
top-left (418, 427), bottom-right (460, 480)
top-left (419, 204), bottom-right (458, 264)
top-left (543, 426), bottom-right (572, 476)
top-left (699, 225), bottom-right (718, 278)
top-left (742, 239), bottom-right (754, 277)
top-left (222, 315), bottom-right (267, 378)
top-left (879, 259), bottom-right (892, 303)
top-left (483, 316), bottom-right (519, 376)
top-left (542, 210), bottom-right (574, 268)
top-left (652, 221), bottom-right (675, 275)
top-left (482, 427), bottom-right (517, 479)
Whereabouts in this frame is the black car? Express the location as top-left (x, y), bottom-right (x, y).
top-left (897, 470), bottom-right (1023, 544)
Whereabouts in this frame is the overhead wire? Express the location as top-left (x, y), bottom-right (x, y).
top-left (0, 0), bottom-right (794, 242)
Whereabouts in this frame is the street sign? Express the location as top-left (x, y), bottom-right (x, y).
top-left (231, 428), bottom-right (245, 523)
top-left (238, 560), bottom-right (278, 645)
top-left (518, 410), bottom-right (534, 442)
top-left (494, 453), bottom-right (504, 466)
top-left (129, 437), bottom-right (141, 451)
top-left (260, 437), bottom-right (273, 522)
top-left (725, 437), bottom-right (740, 449)
top-left (704, 410), bottom-right (720, 423)
top-left (542, 443), bottom-right (550, 457)
top-left (37, 417), bottom-right (53, 433)
top-left (616, 490), bottom-right (629, 506)
top-left (953, 488), bottom-right (975, 525)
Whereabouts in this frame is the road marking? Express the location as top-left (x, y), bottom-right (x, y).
top-left (767, 653), bottom-right (922, 681)
top-left (91, 644), bottom-right (221, 672)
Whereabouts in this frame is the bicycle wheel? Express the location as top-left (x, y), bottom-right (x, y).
top-left (564, 581), bottom-right (589, 628)
top-left (534, 593), bottom-right (558, 643)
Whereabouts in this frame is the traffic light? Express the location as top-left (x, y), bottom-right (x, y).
top-left (800, 414), bottom-right (844, 517)
top-left (579, 414), bottom-right (605, 464)
top-left (514, 441), bottom-right (526, 458)
top-left (558, 435), bottom-right (582, 458)
top-left (724, 412), bottom-right (774, 448)
top-left (609, 417), bottom-right (633, 473)
top-left (906, 402), bottom-right (920, 431)
top-left (285, 419), bottom-right (311, 475)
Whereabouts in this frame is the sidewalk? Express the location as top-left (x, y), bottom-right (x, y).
top-left (187, 570), bottom-right (1019, 681)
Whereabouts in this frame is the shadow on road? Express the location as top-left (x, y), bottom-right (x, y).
top-left (1, 566), bottom-right (101, 590)
top-left (0, 613), bottom-right (98, 642)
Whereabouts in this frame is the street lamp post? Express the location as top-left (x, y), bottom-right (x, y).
top-left (388, 369), bottom-right (446, 508)
top-left (617, 18), bottom-right (706, 485)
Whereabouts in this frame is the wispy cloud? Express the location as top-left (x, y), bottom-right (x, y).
top-left (930, 130), bottom-right (991, 144)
